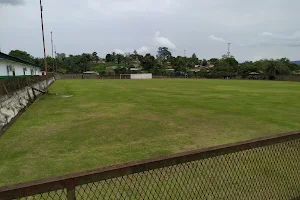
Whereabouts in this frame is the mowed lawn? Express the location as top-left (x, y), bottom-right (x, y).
top-left (1, 79), bottom-right (300, 186)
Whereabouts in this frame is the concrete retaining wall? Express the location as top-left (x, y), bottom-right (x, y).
top-left (0, 78), bottom-right (55, 131)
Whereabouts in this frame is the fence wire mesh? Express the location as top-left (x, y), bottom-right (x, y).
top-left (16, 189), bottom-right (67, 200)
top-left (0, 75), bottom-right (54, 95)
top-left (74, 138), bottom-right (300, 200)
top-left (4, 133), bottom-right (300, 200)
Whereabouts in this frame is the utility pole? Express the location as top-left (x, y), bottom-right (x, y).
top-left (184, 49), bottom-right (187, 78)
top-left (40, 0), bottom-right (47, 74)
top-left (51, 31), bottom-right (54, 72)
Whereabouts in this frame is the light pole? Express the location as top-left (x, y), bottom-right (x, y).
top-left (51, 31), bottom-right (54, 72)
top-left (227, 43), bottom-right (231, 65)
top-left (184, 49), bottom-right (187, 78)
top-left (54, 45), bottom-right (58, 73)
top-left (40, 0), bottom-right (47, 75)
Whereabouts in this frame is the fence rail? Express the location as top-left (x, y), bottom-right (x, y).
top-left (0, 130), bottom-right (299, 199)
top-left (55, 73), bottom-right (300, 81)
top-left (0, 75), bottom-right (55, 95)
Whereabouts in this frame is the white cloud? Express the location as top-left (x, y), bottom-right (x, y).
top-left (256, 31), bottom-right (300, 47)
top-left (209, 35), bottom-right (226, 43)
top-left (154, 31), bottom-right (176, 49)
top-left (260, 32), bottom-right (273, 37)
top-left (137, 46), bottom-right (149, 55)
top-left (259, 31), bottom-right (300, 41)
top-left (114, 49), bottom-right (125, 54)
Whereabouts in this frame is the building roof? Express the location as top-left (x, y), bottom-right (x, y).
top-left (130, 68), bottom-right (142, 71)
top-left (0, 52), bottom-right (37, 67)
top-left (83, 71), bottom-right (99, 75)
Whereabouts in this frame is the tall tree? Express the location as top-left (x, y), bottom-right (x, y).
top-left (112, 52), bottom-right (116, 63)
top-left (202, 59), bottom-right (208, 66)
top-left (105, 54), bottom-right (113, 62)
top-left (172, 56), bottom-right (186, 73)
top-left (191, 53), bottom-right (198, 64)
top-left (116, 54), bottom-right (124, 64)
top-left (9, 50), bottom-right (34, 63)
top-left (157, 47), bottom-right (171, 61)
top-left (56, 53), bottom-right (66, 59)
top-left (209, 58), bottom-right (219, 65)
top-left (92, 52), bottom-right (99, 61)
top-left (141, 53), bottom-right (155, 71)
top-left (264, 60), bottom-right (290, 79)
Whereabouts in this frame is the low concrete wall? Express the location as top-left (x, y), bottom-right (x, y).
top-left (130, 74), bottom-right (152, 79)
top-left (0, 78), bottom-right (55, 131)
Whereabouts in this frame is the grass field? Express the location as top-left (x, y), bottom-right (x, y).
top-left (1, 79), bottom-right (300, 186)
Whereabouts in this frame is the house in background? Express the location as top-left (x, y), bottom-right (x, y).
top-left (83, 71), bottom-right (99, 75)
top-left (0, 52), bottom-right (41, 78)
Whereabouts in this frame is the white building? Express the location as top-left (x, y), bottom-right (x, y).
top-left (0, 52), bottom-right (41, 78)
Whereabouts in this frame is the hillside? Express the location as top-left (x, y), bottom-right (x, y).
top-left (291, 61), bottom-right (300, 65)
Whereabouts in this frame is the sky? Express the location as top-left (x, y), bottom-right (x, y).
top-left (1, 0), bottom-right (300, 62)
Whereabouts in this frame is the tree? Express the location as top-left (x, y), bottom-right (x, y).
top-left (172, 56), bottom-right (186, 73)
top-left (123, 53), bottom-right (134, 68)
top-left (92, 52), bottom-right (99, 61)
top-left (264, 60), bottom-right (290, 79)
top-left (211, 59), bottom-right (235, 77)
top-left (202, 59), bottom-right (208, 66)
top-left (191, 53), bottom-right (199, 66)
top-left (141, 53), bottom-right (155, 71)
top-left (105, 54), bottom-right (113, 62)
top-left (116, 54), bottom-right (124, 64)
top-left (157, 47), bottom-right (171, 61)
top-left (238, 61), bottom-right (257, 78)
top-left (112, 52), bottom-right (116, 63)
top-left (191, 53), bottom-right (198, 61)
top-left (227, 57), bottom-right (239, 69)
top-left (197, 68), bottom-right (208, 77)
top-left (209, 58), bottom-right (218, 65)
top-left (56, 53), bottom-right (66, 59)
top-left (133, 50), bottom-right (137, 55)
top-left (9, 50), bottom-right (34, 63)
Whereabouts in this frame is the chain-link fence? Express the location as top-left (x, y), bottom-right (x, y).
top-left (0, 131), bottom-right (299, 200)
top-left (0, 75), bottom-right (55, 95)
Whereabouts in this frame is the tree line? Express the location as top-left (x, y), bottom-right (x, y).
top-left (8, 48), bottom-right (300, 79)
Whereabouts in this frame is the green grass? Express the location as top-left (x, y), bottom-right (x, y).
top-left (1, 79), bottom-right (300, 186)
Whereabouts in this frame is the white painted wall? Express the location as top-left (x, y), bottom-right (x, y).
top-left (130, 74), bottom-right (152, 79)
top-left (0, 59), bottom-right (41, 77)
top-left (0, 61), bottom-right (8, 76)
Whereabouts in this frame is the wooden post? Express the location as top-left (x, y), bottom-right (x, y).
top-left (67, 186), bottom-right (76, 200)
top-left (66, 179), bottom-right (76, 200)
